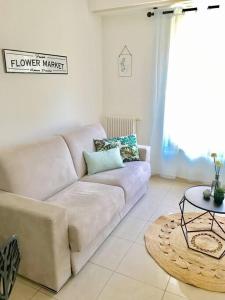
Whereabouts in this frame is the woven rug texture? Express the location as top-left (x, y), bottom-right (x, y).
top-left (145, 213), bottom-right (225, 292)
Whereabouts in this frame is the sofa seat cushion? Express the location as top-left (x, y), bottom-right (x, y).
top-left (46, 181), bottom-right (125, 252)
top-left (81, 161), bottom-right (151, 202)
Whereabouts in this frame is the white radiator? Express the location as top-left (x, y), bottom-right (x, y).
top-left (104, 116), bottom-right (138, 138)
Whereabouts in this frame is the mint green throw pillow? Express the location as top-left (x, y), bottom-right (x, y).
top-left (83, 148), bottom-right (124, 175)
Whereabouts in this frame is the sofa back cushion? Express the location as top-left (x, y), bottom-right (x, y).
top-left (62, 123), bottom-right (107, 178)
top-left (0, 136), bottom-right (78, 200)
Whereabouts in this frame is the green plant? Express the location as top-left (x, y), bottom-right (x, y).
top-left (215, 187), bottom-right (225, 193)
top-left (214, 187), bottom-right (225, 205)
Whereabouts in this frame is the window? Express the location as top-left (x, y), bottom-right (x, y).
top-left (163, 9), bottom-right (225, 160)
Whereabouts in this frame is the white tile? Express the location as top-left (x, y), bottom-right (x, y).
top-left (37, 289), bottom-right (57, 299)
top-left (90, 236), bottom-right (132, 270)
top-left (42, 263), bottom-right (112, 300)
top-left (10, 279), bottom-right (38, 300)
top-left (149, 177), bottom-right (174, 194)
top-left (128, 201), bottom-right (152, 221)
top-left (112, 215), bottom-right (146, 241)
top-left (167, 277), bottom-right (225, 300)
top-left (163, 291), bottom-right (186, 300)
top-left (31, 291), bottom-right (58, 300)
top-left (97, 273), bottom-right (164, 300)
top-left (17, 275), bottom-right (41, 290)
top-left (135, 229), bottom-right (147, 245)
top-left (135, 209), bottom-right (171, 246)
top-left (128, 194), bottom-right (160, 221)
top-left (135, 221), bottom-right (153, 245)
top-left (117, 243), bottom-right (169, 290)
top-left (170, 182), bottom-right (193, 193)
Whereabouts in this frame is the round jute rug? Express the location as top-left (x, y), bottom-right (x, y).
top-left (144, 213), bottom-right (225, 292)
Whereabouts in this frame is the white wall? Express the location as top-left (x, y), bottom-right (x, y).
top-left (0, 0), bottom-right (103, 147)
top-left (102, 12), bottom-right (155, 144)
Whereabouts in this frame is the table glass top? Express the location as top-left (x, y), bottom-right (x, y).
top-left (184, 185), bottom-right (225, 214)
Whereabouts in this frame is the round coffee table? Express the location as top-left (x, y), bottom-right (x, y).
top-left (179, 185), bottom-right (225, 259)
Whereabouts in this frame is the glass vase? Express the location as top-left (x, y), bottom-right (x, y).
top-left (211, 174), bottom-right (221, 196)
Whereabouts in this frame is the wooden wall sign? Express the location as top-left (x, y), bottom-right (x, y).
top-left (3, 49), bottom-right (68, 74)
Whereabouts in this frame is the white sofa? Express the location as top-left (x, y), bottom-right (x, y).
top-left (0, 123), bottom-right (151, 291)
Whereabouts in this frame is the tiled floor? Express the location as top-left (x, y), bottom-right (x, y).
top-left (11, 176), bottom-right (225, 300)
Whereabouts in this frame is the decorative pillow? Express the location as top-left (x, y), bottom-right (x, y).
top-left (83, 147), bottom-right (124, 175)
top-left (94, 139), bottom-right (119, 151)
top-left (94, 134), bottom-right (140, 162)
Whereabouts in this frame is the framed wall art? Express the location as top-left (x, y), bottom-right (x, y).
top-left (118, 45), bottom-right (132, 77)
top-left (3, 49), bottom-right (68, 74)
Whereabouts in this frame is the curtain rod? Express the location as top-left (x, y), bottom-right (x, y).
top-left (147, 5), bottom-right (220, 17)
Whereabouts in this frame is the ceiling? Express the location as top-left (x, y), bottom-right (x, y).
top-left (88, 0), bottom-right (194, 14)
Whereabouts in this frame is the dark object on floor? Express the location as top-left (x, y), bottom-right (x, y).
top-left (0, 236), bottom-right (20, 300)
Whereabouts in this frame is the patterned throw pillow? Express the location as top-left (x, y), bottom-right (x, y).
top-left (94, 134), bottom-right (140, 162)
top-left (94, 139), bottom-right (119, 151)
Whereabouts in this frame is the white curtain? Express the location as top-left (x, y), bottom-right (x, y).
top-left (150, 7), bottom-right (225, 183)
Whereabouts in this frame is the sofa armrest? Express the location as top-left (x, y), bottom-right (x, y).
top-left (138, 145), bottom-right (151, 163)
top-left (0, 191), bottom-right (71, 291)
